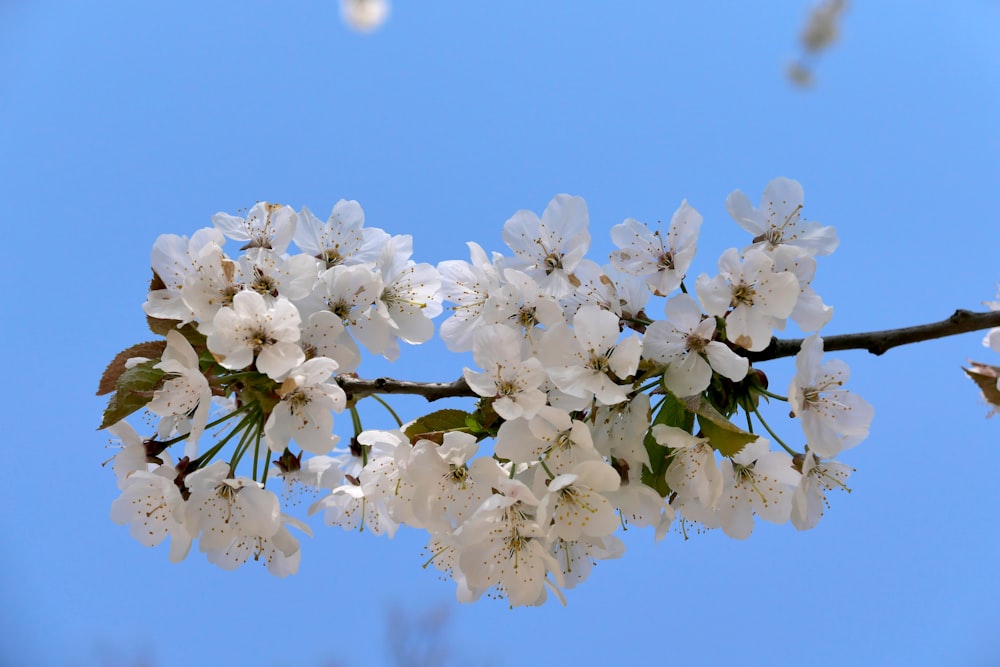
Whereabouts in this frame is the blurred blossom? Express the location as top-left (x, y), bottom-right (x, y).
top-left (788, 0), bottom-right (848, 87)
top-left (341, 0), bottom-right (389, 32)
top-left (801, 0), bottom-right (847, 52)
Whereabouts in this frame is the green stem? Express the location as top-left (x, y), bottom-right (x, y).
top-left (229, 410), bottom-right (262, 470)
top-left (752, 408), bottom-right (797, 456)
top-left (151, 403), bottom-right (255, 448)
top-left (756, 388), bottom-right (789, 402)
top-left (189, 407), bottom-right (259, 471)
top-left (370, 394), bottom-right (403, 428)
top-left (637, 378), bottom-right (664, 394)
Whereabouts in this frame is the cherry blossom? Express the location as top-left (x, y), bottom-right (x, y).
top-left (726, 177), bottom-right (838, 257)
top-left (696, 247), bottom-right (800, 351)
top-left (789, 334), bottom-right (873, 458)
top-left (644, 293), bottom-right (749, 397)
top-left (609, 200), bottom-right (702, 296)
top-left (206, 291), bottom-right (305, 379)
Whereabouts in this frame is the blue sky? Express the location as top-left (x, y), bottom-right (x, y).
top-left (2, 2), bottom-right (999, 666)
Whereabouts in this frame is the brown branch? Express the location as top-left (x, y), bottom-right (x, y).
top-left (336, 309), bottom-right (1000, 399)
top-left (743, 309), bottom-right (1000, 362)
top-left (337, 374), bottom-right (476, 401)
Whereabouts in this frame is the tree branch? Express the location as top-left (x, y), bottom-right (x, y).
top-left (338, 374), bottom-right (476, 401)
top-left (743, 308), bottom-right (1000, 362)
top-left (336, 309), bottom-right (1000, 400)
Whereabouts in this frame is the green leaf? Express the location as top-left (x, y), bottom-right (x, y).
top-left (640, 391), bottom-right (694, 497)
top-left (97, 340), bottom-right (167, 396)
top-left (404, 408), bottom-right (474, 443)
top-left (689, 396), bottom-right (757, 457)
top-left (99, 359), bottom-right (165, 429)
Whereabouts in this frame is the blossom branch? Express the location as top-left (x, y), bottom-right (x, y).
top-left (744, 309), bottom-right (1000, 362)
top-left (334, 310), bottom-right (1000, 401)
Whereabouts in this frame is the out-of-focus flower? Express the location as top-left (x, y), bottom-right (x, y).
top-left (341, 0), bottom-right (389, 32)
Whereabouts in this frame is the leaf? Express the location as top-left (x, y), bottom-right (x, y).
top-left (147, 315), bottom-right (182, 336)
top-left (97, 341), bottom-right (167, 396)
top-left (964, 361), bottom-right (1000, 408)
top-left (641, 392), bottom-right (694, 497)
top-left (404, 409), bottom-right (474, 443)
top-left (99, 359), bottom-right (165, 429)
top-left (687, 396), bottom-right (757, 457)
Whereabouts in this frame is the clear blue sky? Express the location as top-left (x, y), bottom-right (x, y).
top-left (2, 2), bottom-right (999, 666)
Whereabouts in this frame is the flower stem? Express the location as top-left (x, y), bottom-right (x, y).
top-left (370, 394), bottom-right (403, 427)
top-left (755, 388), bottom-right (789, 402)
top-left (752, 408), bottom-right (797, 456)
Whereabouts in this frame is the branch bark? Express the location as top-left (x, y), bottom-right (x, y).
top-left (336, 309), bottom-right (1000, 401)
top-left (743, 308), bottom-right (1000, 362)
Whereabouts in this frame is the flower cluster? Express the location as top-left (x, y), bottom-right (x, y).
top-left (100, 178), bottom-right (874, 604)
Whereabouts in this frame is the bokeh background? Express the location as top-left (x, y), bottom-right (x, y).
top-left (2, 2), bottom-right (999, 665)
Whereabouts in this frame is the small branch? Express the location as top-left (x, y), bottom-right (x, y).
top-left (744, 309), bottom-right (1000, 362)
top-left (338, 374), bottom-right (476, 401)
top-left (336, 309), bottom-right (1000, 399)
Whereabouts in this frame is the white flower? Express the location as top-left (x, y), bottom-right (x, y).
top-left (789, 334), bottom-right (873, 457)
top-left (234, 249), bottom-right (321, 303)
top-left (644, 293), bottom-right (749, 397)
top-left (696, 248), bottom-right (800, 351)
top-left (206, 291), bottom-right (305, 380)
top-left (294, 201), bottom-right (388, 268)
top-left (541, 305), bottom-right (641, 406)
top-left (537, 460), bottom-right (621, 541)
top-left (725, 177), bottom-right (838, 257)
top-left (455, 468), bottom-right (561, 607)
top-left (143, 227), bottom-right (226, 325)
top-left (791, 452), bottom-right (852, 531)
top-left (373, 234), bottom-right (443, 359)
top-left (437, 242), bottom-right (503, 352)
top-left (463, 324), bottom-right (546, 421)
top-left (299, 310), bottom-right (361, 374)
top-left (591, 392), bottom-right (652, 471)
top-left (212, 202), bottom-right (297, 253)
top-left (655, 424), bottom-right (723, 510)
top-left (405, 432), bottom-right (484, 532)
top-left (482, 269), bottom-right (565, 344)
top-left (549, 535), bottom-right (625, 589)
top-left (604, 482), bottom-right (674, 539)
top-left (718, 438), bottom-right (800, 539)
top-left (205, 513), bottom-right (311, 577)
top-left (107, 420), bottom-right (152, 488)
top-left (340, 0), bottom-right (389, 32)
top-left (769, 245), bottom-right (833, 332)
top-left (184, 462), bottom-right (282, 553)
top-left (357, 430), bottom-right (418, 530)
top-left (609, 200), bottom-right (702, 296)
top-left (110, 464), bottom-right (192, 563)
top-left (147, 330), bottom-right (212, 459)
top-left (501, 194), bottom-right (592, 297)
top-left (297, 264), bottom-right (383, 354)
top-left (494, 406), bottom-right (602, 474)
top-left (310, 482), bottom-right (397, 536)
top-left (264, 357), bottom-right (346, 455)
